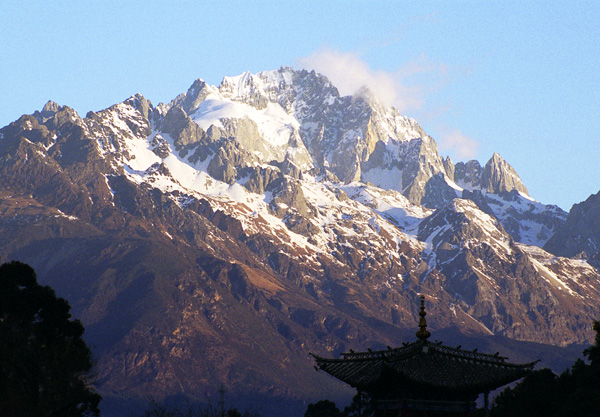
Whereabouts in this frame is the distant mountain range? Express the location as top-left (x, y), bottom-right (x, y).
top-left (1, 67), bottom-right (598, 416)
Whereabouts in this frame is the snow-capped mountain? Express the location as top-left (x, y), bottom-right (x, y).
top-left (0, 67), bottom-right (596, 415)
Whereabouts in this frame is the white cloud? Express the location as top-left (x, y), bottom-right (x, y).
top-left (438, 128), bottom-right (480, 160)
top-left (297, 49), bottom-right (432, 113)
top-left (297, 49), bottom-right (477, 160)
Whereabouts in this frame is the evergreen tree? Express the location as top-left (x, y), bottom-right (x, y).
top-left (304, 400), bottom-right (342, 417)
top-left (583, 321), bottom-right (600, 367)
top-left (491, 368), bottom-right (560, 417)
top-left (491, 321), bottom-right (600, 417)
top-left (342, 392), bottom-right (373, 417)
top-left (0, 261), bottom-right (101, 416)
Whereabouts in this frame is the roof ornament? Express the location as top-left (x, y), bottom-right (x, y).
top-left (416, 295), bottom-right (431, 340)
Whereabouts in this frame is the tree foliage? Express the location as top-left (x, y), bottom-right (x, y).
top-left (304, 393), bottom-right (373, 417)
top-left (491, 321), bottom-right (600, 417)
top-left (139, 399), bottom-right (262, 417)
top-left (304, 399), bottom-right (343, 417)
top-left (0, 261), bottom-right (101, 416)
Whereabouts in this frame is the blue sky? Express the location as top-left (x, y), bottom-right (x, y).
top-left (1, 1), bottom-right (598, 211)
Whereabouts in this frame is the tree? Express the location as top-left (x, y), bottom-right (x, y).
top-left (342, 392), bottom-right (373, 417)
top-left (491, 321), bottom-right (600, 417)
top-left (304, 392), bottom-right (376, 417)
top-left (491, 368), bottom-right (560, 417)
top-left (138, 400), bottom-right (263, 417)
top-left (583, 321), bottom-right (600, 367)
top-left (304, 399), bottom-right (342, 417)
top-left (0, 261), bottom-right (101, 416)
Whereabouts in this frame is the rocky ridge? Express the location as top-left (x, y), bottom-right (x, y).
top-left (544, 190), bottom-right (600, 262)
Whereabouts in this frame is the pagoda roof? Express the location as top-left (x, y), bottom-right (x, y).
top-left (312, 296), bottom-right (537, 394)
top-left (312, 339), bottom-right (538, 394)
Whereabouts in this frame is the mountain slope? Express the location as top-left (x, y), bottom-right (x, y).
top-left (0, 67), bottom-right (596, 415)
top-left (544, 189), bottom-right (600, 261)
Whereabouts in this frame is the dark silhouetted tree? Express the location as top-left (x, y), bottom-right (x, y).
top-left (304, 399), bottom-right (342, 417)
top-left (305, 393), bottom-right (375, 417)
top-left (0, 261), bottom-right (101, 416)
top-left (342, 392), bottom-right (374, 417)
top-left (225, 409), bottom-right (242, 417)
top-left (491, 368), bottom-right (560, 416)
top-left (491, 321), bottom-right (600, 417)
top-left (139, 400), bottom-right (262, 417)
top-left (583, 321), bottom-right (600, 367)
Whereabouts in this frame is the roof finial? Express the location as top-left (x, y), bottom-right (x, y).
top-left (416, 295), bottom-right (431, 340)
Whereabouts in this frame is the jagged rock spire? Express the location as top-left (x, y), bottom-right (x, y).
top-left (42, 100), bottom-right (60, 114)
top-left (481, 152), bottom-right (529, 195)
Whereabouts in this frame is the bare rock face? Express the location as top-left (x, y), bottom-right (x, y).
top-left (454, 160), bottom-right (483, 189)
top-left (206, 140), bottom-right (259, 184)
top-left (125, 94), bottom-right (154, 121)
top-left (150, 134), bottom-right (171, 159)
top-left (481, 152), bottom-right (529, 195)
top-left (361, 135), bottom-right (449, 207)
top-left (161, 106), bottom-right (189, 136)
top-left (243, 166), bottom-right (285, 194)
top-left (421, 173), bottom-right (459, 208)
top-left (402, 136), bottom-right (448, 205)
top-left (180, 78), bottom-right (215, 114)
top-left (220, 118), bottom-right (272, 160)
top-left (443, 156), bottom-right (455, 181)
top-left (160, 106), bottom-right (207, 151)
top-left (269, 177), bottom-right (314, 219)
top-left (544, 189), bottom-right (600, 258)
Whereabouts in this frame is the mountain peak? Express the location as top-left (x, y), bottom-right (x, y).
top-left (481, 152), bottom-right (529, 195)
top-left (42, 100), bottom-right (61, 114)
top-left (180, 78), bottom-right (215, 115)
top-left (123, 94), bottom-right (153, 120)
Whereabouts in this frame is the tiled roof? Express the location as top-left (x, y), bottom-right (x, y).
top-left (312, 339), bottom-right (537, 394)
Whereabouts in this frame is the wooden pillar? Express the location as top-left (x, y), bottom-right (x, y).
top-left (399, 402), bottom-right (410, 417)
top-left (358, 390), bottom-right (362, 417)
top-left (484, 391), bottom-right (490, 417)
